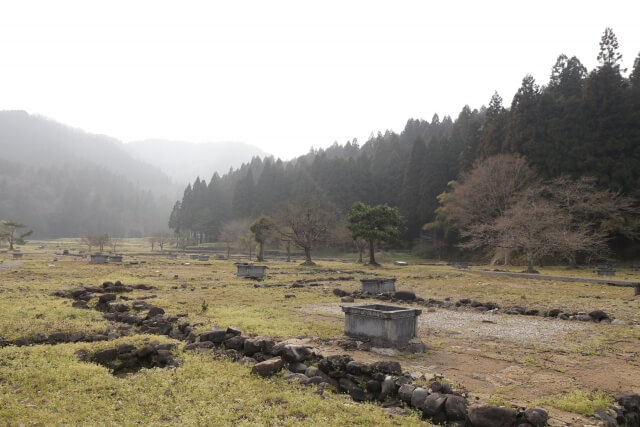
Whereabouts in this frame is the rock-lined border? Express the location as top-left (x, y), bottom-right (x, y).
top-left (5, 280), bottom-right (637, 426)
top-left (333, 288), bottom-right (625, 324)
top-left (184, 326), bottom-right (550, 426)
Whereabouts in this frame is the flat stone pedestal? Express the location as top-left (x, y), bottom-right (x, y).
top-left (236, 263), bottom-right (267, 279)
top-left (360, 278), bottom-right (396, 293)
top-left (342, 304), bottom-right (421, 347)
top-left (90, 254), bottom-right (108, 264)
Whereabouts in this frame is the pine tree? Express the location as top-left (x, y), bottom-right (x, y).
top-left (232, 170), bottom-right (255, 219)
top-left (477, 92), bottom-right (507, 159)
top-left (597, 27), bottom-right (624, 71)
top-left (399, 139), bottom-right (429, 239)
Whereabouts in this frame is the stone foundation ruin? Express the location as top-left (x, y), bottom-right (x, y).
top-left (360, 277), bottom-right (396, 293)
top-left (236, 263), bottom-right (267, 279)
top-left (342, 304), bottom-right (421, 347)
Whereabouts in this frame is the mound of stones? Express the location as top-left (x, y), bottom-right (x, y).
top-left (53, 281), bottom-right (156, 300)
top-left (184, 326), bottom-right (547, 426)
top-left (594, 393), bottom-right (640, 426)
top-left (76, 342), bottom-right (180, 374)
top-left (335, 288), bottom-right (617, 324)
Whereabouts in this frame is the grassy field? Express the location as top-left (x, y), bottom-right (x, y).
top-left (1, 240), bottom-right (639, 425)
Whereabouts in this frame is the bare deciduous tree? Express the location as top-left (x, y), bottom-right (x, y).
top-left (219, 219), bottom-right (251, 259)
top-left (445, 154), bottom-right (635, 271)
top-left (443, 154), bottom-right (536, 265)
top-left (488, 187), bottom-right (607, 272)
top-left (354, 237), bottom-right (368, 263)
top-left (85, 234), bottom-right (110, 253)
top-left (274, 196), bottom-right (340, 266)
top-left (149, 236), bottom-right (158, 251)
top-left (151, 232), bottom-right (174, 251)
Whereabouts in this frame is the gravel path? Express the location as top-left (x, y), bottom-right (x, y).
top-left (301, 303), bottom-right (589, 346)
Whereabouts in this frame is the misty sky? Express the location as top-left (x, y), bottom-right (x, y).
top-left (1, 0), bottom-right (639, 160)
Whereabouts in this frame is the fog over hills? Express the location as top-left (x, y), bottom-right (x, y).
top-left (0, 111), bottom-right (272, 238)
top-left (124, 139), bottom-right (269, 184)
top-left (0, 111), bottom-right (176, 195)
top-left (0, 111), bottom-right (178, 238)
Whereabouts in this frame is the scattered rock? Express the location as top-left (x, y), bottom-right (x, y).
top-left (288, 362), bottom-right (308, 374)
top-left (398, 384), bottom-right (415, 403)
top-left (379, 376), bottom-right (395, 401)
top-left (589, 310), bottom-right (609, 321)
top-left (224, 335), bottom-right (246, 351)
top-left (411, 387), bottom-right (428, 408)
top-left (371, 361), bottom-right (402, 375)
top-left (467, 404), bottom-right (517, 427)
top-left (282, 345), bottom-right (312, 363)
top-left (333, 288), bottom-right (349, 297)
top-left (251, 357), bottom-right (284, 377)
top-left (393, 290), bottom-right (416, 301)
top-left (93, 348), bottom-right (118, 364)
top-left (524, 408), bottom-right (548, 427)
top-left (444, 394), bottom-right (468, 421)
top-left (422, 392), bottom-right (447, 417)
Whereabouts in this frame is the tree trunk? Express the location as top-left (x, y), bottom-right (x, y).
top-left (357, 247), bottom-right (363, 263)
top-left (368, 240), bottom-right (378, 265)
top-left (227, 244), bottom-right (230, 259)
top-left (9, 238), bottom-right (13, 251)
top-left (300, 246), bottom-right (315, 266)
top-left (286, 242), bottom-right (291, 262)
top-left (567, 253), bottom-right (577, 269)
top-left (526, 249), bottom-right (536, 273)
top-left (257, 241), bottom-right (264, 261)
top-left (504, 249), bottom-right (510, 266)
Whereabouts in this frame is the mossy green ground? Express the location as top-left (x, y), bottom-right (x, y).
top-left (1, 240), bottom-right (639, 425)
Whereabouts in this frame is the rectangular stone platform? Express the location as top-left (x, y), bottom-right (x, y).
top-left (90, 254), bottom-right (108, 264)
top-left (236, 263), bottom-right (267, 279)
top-left (360, 278), bottom-right (396, 293)
top-left (342, 304), bottom-right (421, 347)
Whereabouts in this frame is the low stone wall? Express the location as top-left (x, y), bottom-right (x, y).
top-left (334, 288), bottom-right (626, 325)
top-left (185, 326), bottom-right (551, 426)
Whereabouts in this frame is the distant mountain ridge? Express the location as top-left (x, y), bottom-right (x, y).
top-left (0, 111), bottom-right (175, 194)
top-left (0, 111), bottom-right (181, 238)
top-left (124, 139), bottom-right (268, 184)
top-left (0, 111), bottom-right (271, 238)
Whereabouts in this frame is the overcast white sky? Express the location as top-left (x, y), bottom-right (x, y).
top-left (1, 0), bottom-right (638, 160)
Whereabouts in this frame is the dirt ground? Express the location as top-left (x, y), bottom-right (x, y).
top-left (2, 242), bottom-right (640, 426)
top-left (302, 302), bottom-right (640, 426)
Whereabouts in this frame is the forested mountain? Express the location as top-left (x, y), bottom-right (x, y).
top-left (0, 112), bottom-right (178, 238)
top-left (124, 139), bottom-right (268, 185)
top-left (170, 29), bottom-right (640, 253)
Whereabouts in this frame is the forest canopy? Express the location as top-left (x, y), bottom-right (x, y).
top-left (169, 28), bottom-right (640, 260)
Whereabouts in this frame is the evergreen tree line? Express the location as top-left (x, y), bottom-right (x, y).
top-left (169, 28), bottom-right (640, 255)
